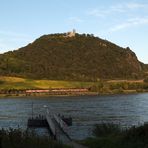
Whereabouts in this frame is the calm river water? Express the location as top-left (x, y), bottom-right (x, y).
top-left (0, 93), bottom-right (148, 140)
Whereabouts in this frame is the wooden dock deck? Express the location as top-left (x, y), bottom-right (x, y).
top-left (46, 112), bottom-right (87, 148)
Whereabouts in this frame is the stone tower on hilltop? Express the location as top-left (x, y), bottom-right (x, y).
top-left (66, 29), bottom-right (76, 37)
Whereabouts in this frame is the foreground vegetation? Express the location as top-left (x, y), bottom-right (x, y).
top-left (1, 123), bottom-right (148, 148)
top-left (82, 123), bottom-right (148, 148)
top-left (0, 128), bottom-right (70, 148)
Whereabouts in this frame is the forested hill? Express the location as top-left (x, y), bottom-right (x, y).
top-left (0, 33), bottom-right (144, 81)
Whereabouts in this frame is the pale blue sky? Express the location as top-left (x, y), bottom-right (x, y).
top-left (0, 0), bottom-right (148, 63)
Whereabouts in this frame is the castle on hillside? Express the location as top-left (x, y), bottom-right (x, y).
top-left (65, 29), bottom-right (76, 37)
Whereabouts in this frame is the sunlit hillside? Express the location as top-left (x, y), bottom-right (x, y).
top-left (0, 76), bottom-right (94, 90)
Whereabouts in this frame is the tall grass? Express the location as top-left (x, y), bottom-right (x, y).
top-left (0, 128), bottom-right (70, 148)
top-left (93, 123), bottom-right (121, 137)
top-left (83, 123), bottom-right (148, 148)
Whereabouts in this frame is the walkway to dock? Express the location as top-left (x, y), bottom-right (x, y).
top-left (46, 111), bottom-right (87, 148)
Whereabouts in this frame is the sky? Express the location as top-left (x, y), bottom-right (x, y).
top-left (0, 0), bottom-right (148, 63)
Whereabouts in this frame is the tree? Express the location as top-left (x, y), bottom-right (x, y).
top-left (144, 76), bottom-right (148, 83)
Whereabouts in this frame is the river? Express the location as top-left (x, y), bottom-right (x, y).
top-left (0, 93), bottom-right (148, 140)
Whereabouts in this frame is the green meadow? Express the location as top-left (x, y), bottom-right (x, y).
top-left (0, 76), bottom-right (94, 90)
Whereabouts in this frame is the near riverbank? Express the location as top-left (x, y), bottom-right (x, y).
top-left (0, 128), bottom-right (70, 148)
top-left (81, 123), bottom-right (148, 148)
top-left (1, 123), bottom-right (148, 148)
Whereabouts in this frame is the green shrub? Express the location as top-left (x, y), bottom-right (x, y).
top-left (144, 77), bottom-right (148, 83)
top-left (93, 123), bottom-right (121, 137)
top-left (84, 123), bottom-right (148, 148)
top-left (0, 80), bottom-right (4, 84)
top-left (0, 128), bottom-right (70, 148)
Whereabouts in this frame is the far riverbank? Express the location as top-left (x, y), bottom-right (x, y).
top-left (0, 76), bottom-right (148, 98)
top-left (0, 88), bottom-right (148, 98)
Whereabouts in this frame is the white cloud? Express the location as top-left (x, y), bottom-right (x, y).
top-left (87, 9), bottom-right (108, 17)
top-left (110, 4), bottom-right (127, 13)
top-left (110, 17), bottom-right (148, 32)
top-left (0, 42), bottom-right (9, 50)
top-left (0, 30), bottom-right (32, 53)
top-left (126, 3), bottom-right (146, 9)
top-left (0, 30), bottom-right (30, 39)
top-left (88, 2), bottom-right (148, 18)
top-left (86, 2), bottom-right (148, 33)
top-left (0, 41), bottom-right (14, 53)
top-left (68, 17), bottom-right (84, 23)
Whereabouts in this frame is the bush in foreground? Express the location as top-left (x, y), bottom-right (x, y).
top-left (0, 128), bottom-right (70, 148)
top-left (93, 123), bottom-right (121, 137)
top-left (83, 123), bottom-right (148, 148)
top-left (144, 76), bottom-right (148, 83)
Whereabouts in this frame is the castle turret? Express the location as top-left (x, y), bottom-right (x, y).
top-left (66, 29), bottom-right (76, 37)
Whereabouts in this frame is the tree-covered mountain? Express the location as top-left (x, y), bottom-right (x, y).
top-left (0, 33), bottom-right (145, 81)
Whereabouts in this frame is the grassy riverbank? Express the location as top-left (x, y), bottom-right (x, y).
top-left (0, 76), bottom-right (94, 90)
top-left (81, 123), bottom-right (148, 148)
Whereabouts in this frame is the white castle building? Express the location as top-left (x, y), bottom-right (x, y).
top-left (66, 29), bottom-right (76, 37)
